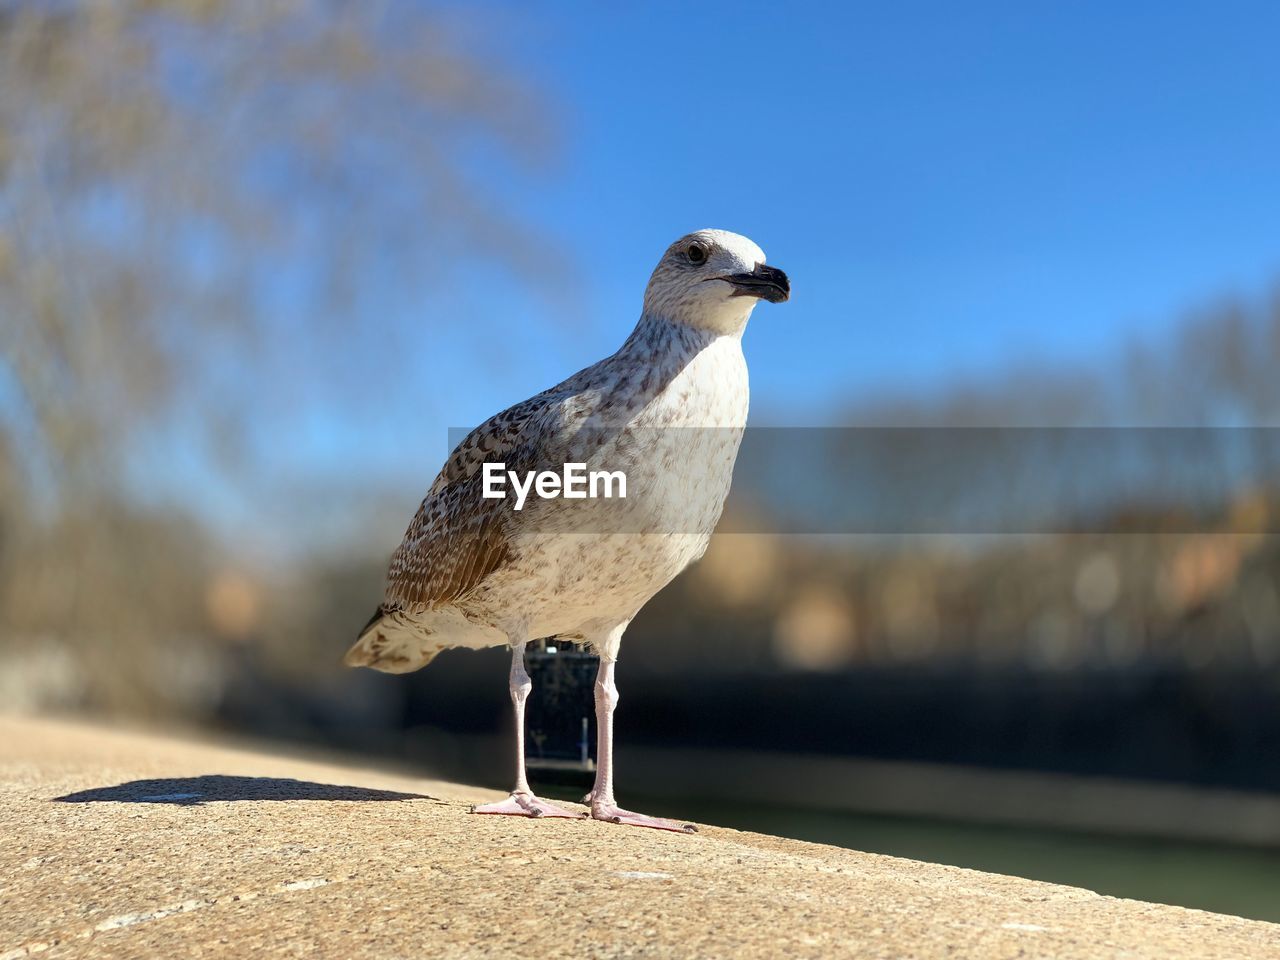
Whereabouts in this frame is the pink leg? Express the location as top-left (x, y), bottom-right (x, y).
top-left (472, 641), bottom-right (583, 820)
top-left (587, 659), bottom-right (697, 833)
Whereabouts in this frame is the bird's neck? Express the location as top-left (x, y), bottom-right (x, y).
top-left (617, 312), bottom-right (738, 366)
top-left (584, 313), bottom-right (746, 425)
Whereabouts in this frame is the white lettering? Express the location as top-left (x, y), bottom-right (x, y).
top-left (562, 463), bottom-right (587, 498)
top-left (592, 470), bottom-right (627, 500)
top-left (485, 463), bottom-right (626, 510)
top-left (482, 462), bottom-right (507, 499)
top-left (535, 471), bottom-right (561, 499)
top-left (508, 469), bottom-right (535, 512)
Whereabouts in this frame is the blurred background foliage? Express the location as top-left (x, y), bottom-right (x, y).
top-left (0, 0), bottom-right (561, 708)
top-left (3, 0), bottom-right (1280, 922)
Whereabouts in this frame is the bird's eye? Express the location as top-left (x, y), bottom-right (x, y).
top-left (686, 242), bottom-right (709, 265)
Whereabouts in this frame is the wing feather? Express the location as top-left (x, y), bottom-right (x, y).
top-left (382, 387), bottom-right (577, 610)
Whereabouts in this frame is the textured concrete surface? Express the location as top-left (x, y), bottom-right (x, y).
top-left (2, 715), bottom-right (1277, 959)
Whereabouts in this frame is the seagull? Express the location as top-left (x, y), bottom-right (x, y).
top-left (345, 229), bottom-right (789, 831)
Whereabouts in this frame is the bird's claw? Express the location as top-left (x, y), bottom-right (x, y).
top-left (471, 792), bottom-right (584, 819)
top-left (590, 803), bottom-right (697, 833)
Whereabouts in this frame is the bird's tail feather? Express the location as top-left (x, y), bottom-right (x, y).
top-left (344, 606), bottom-right (444, 674)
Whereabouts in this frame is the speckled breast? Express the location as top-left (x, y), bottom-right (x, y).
top-left (485, 337), bottom-right (749, 634)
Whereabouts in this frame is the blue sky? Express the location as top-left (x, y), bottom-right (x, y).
top-left (488, 2), bottom-right (1280, 419)
top-left (131, 3), bottom-right (1280, 546)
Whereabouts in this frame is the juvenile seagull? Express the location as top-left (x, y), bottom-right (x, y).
top-left (346, 229), bottom-right (789, 831)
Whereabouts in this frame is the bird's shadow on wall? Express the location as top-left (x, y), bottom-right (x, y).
top-left (54, 775), bottom-right (436, 806)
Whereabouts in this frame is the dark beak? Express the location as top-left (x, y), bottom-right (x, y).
top-left (720, 263), bottom-right (790, 303)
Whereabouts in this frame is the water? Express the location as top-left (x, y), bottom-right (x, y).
top-left (557, 788), bottom-right (1280, 923)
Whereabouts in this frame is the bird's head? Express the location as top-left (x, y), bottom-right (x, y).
top-left (642, 229), bottom-right (789, 334)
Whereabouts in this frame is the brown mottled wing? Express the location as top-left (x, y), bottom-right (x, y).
top-left (382, 392), bottom-right (570, 610)
top-left (385, 497), bottom-right (510, 609)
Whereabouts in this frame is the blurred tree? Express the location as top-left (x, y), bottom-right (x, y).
top-left (0, 0), bottom-right (559, 505)
top-left (0, 0), bottom-right (561, 709)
